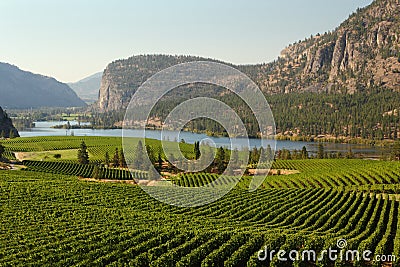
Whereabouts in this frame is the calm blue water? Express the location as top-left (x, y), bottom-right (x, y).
top-left (19, 121), bottom-right (388, 156)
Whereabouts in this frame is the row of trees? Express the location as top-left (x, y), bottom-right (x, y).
top-left (77, 141), bottom-right (127, 167)
top-left (275, 144), bottom-right (356, 160)
top-left (275, 146), bottom-right (309, 160)
top-left (104, 148), bottom-right (127, 168)
top-left (79, 140), bottom-right (400, 180)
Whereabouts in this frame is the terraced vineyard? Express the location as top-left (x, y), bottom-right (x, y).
top-left (2, 151), bottom-right (16, 160)
top-left (267, 160), bottom-right (400, 193)
top-left (22, 160), bottom-right (146, 180)
top-left (0, 170), bottom-right (399, 266)
top-left (1, 137), bottom-right (400, 266)
top-left (175, 160), bottom-right (400, 193)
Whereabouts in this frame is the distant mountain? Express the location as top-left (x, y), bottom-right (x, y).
top-left (0, 63), bottom-right (86, 109)
top-left (0, 106), bottom-right (19, 138)
top-left (97, 0), bottom-right (400, 112)
top-left (68, 72), bottom-right (102, 104)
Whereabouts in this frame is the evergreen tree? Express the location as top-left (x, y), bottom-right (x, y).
top-left (104, 151), bottom-right (110, 167)
top-left (215, 147), bottom-right (225, 174)
top-left (113, 148), bottom-right (120, 167)
top-left (146, 145), bottom-right (156, 165)
top-left (194, 141), bottom-right (201, 160)
top-left (216, 147), bottom-right (225, 162)
top-left (250, 147), bottom-right (260, 164)
top-left (119, 149), bottom-right (126, 168)
top-left (231, 148), bottom-right (239, 168)
top-left (0, 143), bottom-right (4, 159)
top-left (133, 140), bottom-right (144, 169)
top-left (77, 141), bottom-right (89, 164)
top-left (157, 152), bottom-right (163, 171)
top-left (266, 145), bottom-right (273, 161)
top-left (317, 143), bottom-right (324, 159)
top-left (259, 147), bottom-right (266, 164)
top-left (301, 146), bottom-right (309, 159)
top-left (224, 148), bottom-right (231, 163)
top-left (92, 165), bottom-right (103, 179)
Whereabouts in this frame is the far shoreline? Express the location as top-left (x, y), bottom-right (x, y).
top-left (48, 121), bottom-right (398, 148)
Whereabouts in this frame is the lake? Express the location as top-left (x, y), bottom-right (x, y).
top-left (19, 121), bottom-right (390, 157)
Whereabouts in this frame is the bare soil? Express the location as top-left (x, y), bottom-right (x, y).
top-left (78, 177), bottom-right (137, 185)
top-left (14, 152), bottom-right (27, 161)
top-left (248, 169), bottom-right (300, 175)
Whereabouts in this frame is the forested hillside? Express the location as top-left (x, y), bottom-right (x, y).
top-left (147, 87), bottom-right (400, 141)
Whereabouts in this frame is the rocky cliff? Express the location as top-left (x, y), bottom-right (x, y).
top-left (265, 0), bottom-right (400, 94)
top-left (97, 55), bottom-right (228, 111)
top-left (0, 107), bottom-right (19, 138)
top-left (0, 63), bottom-right (86, 109)
top-left (97, 0), bottom-right (400, 112)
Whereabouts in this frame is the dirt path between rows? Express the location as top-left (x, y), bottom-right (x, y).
top-left (248, 169), bottom-right (300, 175)
top-left (78, 177), bottom-right (137, 185)
top-left (14, 152), bottom-right (27, 161)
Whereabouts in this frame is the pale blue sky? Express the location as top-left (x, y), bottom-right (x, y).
top-left (0, 0), bottom-right (372, 82)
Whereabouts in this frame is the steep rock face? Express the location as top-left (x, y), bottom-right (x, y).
top-left (97, 55), bottom-right (227, 111)
top-left (97, 0), bottom-right (400, 112)
top-left (0, 107), bottom-right (19, 138)
top-left (0, 63), bottom-right (86, 109)
top-left (329, 32), bottom-right (348, 79)
top-left (270, 0), bottom-right (400, 94)
top-left (304, 42), bottom-right (335, 75)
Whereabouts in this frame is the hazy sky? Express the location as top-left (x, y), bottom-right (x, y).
top-left (1, 0), bottom-right (372, 83)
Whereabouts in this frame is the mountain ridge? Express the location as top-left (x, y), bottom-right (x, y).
top-left (0, 62), bottom-right (86, 109)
